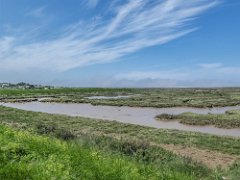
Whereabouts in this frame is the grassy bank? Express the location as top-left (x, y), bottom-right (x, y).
top-left (1, 106), bottom-right (240, 155)
top-left (1, 106), bottom-right (240, 179)
top-left (2, 124), bottom-right (196, 179)
top-left (156, 110), bottom-right (240, 128)
top-left (1, 88), bottom-right (240, 108)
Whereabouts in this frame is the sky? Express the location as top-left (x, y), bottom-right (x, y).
top-left (0, 0), bottom-right (240, 87)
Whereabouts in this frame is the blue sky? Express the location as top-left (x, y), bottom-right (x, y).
top-left (0, 0), bottom-right (240, 87)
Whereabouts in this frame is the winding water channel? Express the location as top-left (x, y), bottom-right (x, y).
top-left (3, 102), bottom-right (240, 137)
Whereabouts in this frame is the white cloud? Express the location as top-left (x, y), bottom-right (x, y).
top-left (0, 37), bottom-right (15, 56)
top-left (115, 71), bottom-right (188, 81)
top-left (85, 0), bottom-right (99, 8)
top-left (0, 0), bottom-right (218, 72)
top-left (113, 63), bottom-right (240, 87)
top-left (26, 7), bottom-right (46, 18)
top-left (198, 63), bottom-right (223, 69)
top-left (216, 66), bottom-right (240, 74)
top-left (1, 62), bottom-right (239, 87)
top-left (198, 63), bottom-right (240, 75)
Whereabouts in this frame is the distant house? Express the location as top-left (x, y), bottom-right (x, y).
top-left (0, 82), bottom-right (53, 89)
top-left (0, 83), bottom-right (10, 89)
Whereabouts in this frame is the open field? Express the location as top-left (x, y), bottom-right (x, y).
top-left (0, 106), bottom-right (240, 179)
top-left (156, 110), bottom-right (240, 129)
top-left (1, 88), bottom-right (240, 108)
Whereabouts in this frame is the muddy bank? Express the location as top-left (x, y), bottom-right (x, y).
top-left (3, 102), bottom-right (240, 137)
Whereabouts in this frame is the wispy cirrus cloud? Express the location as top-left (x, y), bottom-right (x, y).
top-left (0, 0), bottom-right (219, 72)
top-left (86, 0), bottom-right (99, 8)
top-left (26, 7), bottom-right (46, 18)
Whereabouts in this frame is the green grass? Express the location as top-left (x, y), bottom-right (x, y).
top-left (0, 88), bottom-right (133, 98)
top-left (1, 106), bottom-right (240, 178)
top-left (1, 88), bottom-right (240, 107)
top-left (156, 110), bottom-right (240, 128)
top-left (0, 124), bottom-right (217, 180)
top-left (0, 124), bottom-right (165, 179)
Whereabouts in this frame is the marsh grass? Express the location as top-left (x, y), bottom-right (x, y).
top-left (1, 106), bottom-right (240, 178)
top-left (1, 106), bottom-right (240, 155)
top-left (1, 88), bottom-right (240, 179)
top-left (156, 110), bottom-right (240, 128)
top-left (1, 88), bottom-right (240, 108)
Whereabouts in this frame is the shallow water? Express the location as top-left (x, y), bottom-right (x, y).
top-left (3, 102), bottom-right (240, 137)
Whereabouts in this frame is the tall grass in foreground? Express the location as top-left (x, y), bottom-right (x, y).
top-left (0, 124), bottom-right (199, 180)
